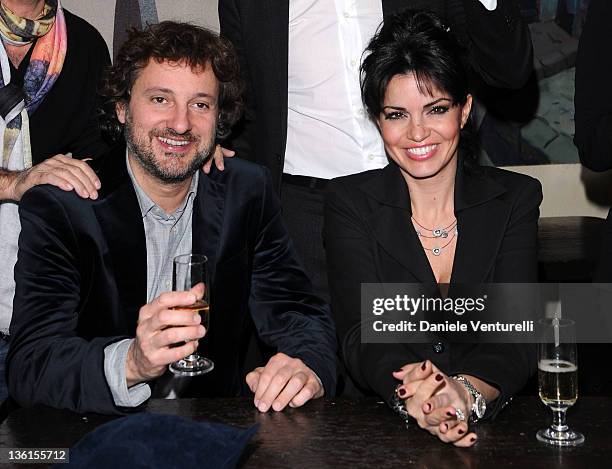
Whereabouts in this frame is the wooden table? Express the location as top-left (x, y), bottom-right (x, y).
top-left (0, 397), bottom-right (610, 468)
top-left (537, 216), bottom-right (604, 281)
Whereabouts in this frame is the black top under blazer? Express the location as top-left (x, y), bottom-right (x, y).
top-left (324, 159), bottom-right (542, 417)
top-left (9, 146), bottom-right (337, 414)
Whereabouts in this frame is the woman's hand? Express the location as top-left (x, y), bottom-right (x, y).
top-left (393, 359), bottom-right (440, 385)
top-left (394, 362), bottom-right (478, 447)
top-left (202, 145), bottom-right (235, 174)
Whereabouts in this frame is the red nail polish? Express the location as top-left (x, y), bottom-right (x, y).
top-left (394, 369), bottom-right (403, 373)
top-left (470, 437), bottom-right (476, 442)
top-left (435, 374), bottom-right (443, 382)
top-left (458, 428), bottom-right (465, 434)
top-left (446, 411), bottom-right (453, 417)
top-left (421, 362), bottom-right (427, 371)
top-left (398, 388), bottom-right (406, 397)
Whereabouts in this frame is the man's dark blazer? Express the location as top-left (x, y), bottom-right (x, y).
top-left (8, 146), bottom-right (337, 414)
top-left (324, 158), bottom-right (542, 416)
top-left (218, 0), bottom-right (533, 190)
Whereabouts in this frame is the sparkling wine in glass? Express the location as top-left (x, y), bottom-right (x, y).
top-left (169, 253), bottom-right (214, 376)
top-left (536, 318), bottom-right (584, 446)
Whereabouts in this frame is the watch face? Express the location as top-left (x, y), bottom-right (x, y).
top-left (475, 396), bottom-right (486, 418)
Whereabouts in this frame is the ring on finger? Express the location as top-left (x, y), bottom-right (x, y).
top-left (455, 407), bottom-right (466, 422)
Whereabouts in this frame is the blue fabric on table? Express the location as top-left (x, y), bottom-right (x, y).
top-left (60, 413), bottom-right (258, 469)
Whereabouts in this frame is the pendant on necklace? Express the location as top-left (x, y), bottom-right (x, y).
top-left (432, 228), bottom-right (444, 238)
top-left (432, 247), bottom-right (442, 256)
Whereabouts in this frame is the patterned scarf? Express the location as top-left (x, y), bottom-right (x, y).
top-left (0, 0), bottom-right (67, 166)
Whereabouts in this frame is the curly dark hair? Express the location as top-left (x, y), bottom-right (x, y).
top-left (100, 21), bottom-right (243, 141)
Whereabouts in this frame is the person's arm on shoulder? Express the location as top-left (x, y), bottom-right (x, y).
top-left (246, 166), bottom-right (337, 409)
top-left (0, 155), bottom-right (101, 202)
top-left (574, 0), bottom-right (612, 171)
top-left (461, 0), bottom-right (533, 88)
top-left (0, 169), bottom-right (21, 201)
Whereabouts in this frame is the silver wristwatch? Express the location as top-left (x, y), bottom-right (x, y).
top-left (452, 375), bottom-right (486, 422)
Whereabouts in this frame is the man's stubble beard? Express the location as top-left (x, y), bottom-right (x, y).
top-left (124, 110), bottom-right (216, 184)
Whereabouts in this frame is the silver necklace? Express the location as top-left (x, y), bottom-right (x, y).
top-left (412, 216), bottom-right (457, 239)
top-left (419, 227), bottom-right (458, 256)
top-left (412, 216), bottom-right (458, 256)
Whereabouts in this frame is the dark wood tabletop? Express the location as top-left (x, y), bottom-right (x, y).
top-left (0, 397), bottom-right (610, 468)
top-left (537, 216), bottom-right (604, 281)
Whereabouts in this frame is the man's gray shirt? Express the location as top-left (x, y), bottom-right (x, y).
top-left (103, 155), bottom-right (198, 407)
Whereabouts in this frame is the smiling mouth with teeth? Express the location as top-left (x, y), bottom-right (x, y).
top-left (406, 144), bottom-right (438, 156)
top-left (158, 136), bottom-right (192, 146)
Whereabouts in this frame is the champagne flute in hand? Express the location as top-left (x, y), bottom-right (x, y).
top-left (169, 254), bottom-right (214, 376)
top-left (536, 318), bottom-right (584, 446)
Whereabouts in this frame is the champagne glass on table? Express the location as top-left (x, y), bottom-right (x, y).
top-left (536, 318), bottom-right (584, 446)
top-left (169, 254), bottom-right (214, 376)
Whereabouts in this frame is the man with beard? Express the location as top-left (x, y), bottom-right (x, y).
top-left (7, 22), bottom-right (336, 415)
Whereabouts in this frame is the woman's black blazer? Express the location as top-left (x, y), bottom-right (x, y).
top-left (324, 159), bottom-right (542, 416)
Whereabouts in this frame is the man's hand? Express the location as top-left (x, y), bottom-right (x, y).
top-left (5, 154), bottom-right (101, 201)
top-left (202, 145), bottom-right (235, 174)
top-left (246, 352), bottom-right (323, 412)
top-left (125, 285), bottom-right (206, 387)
